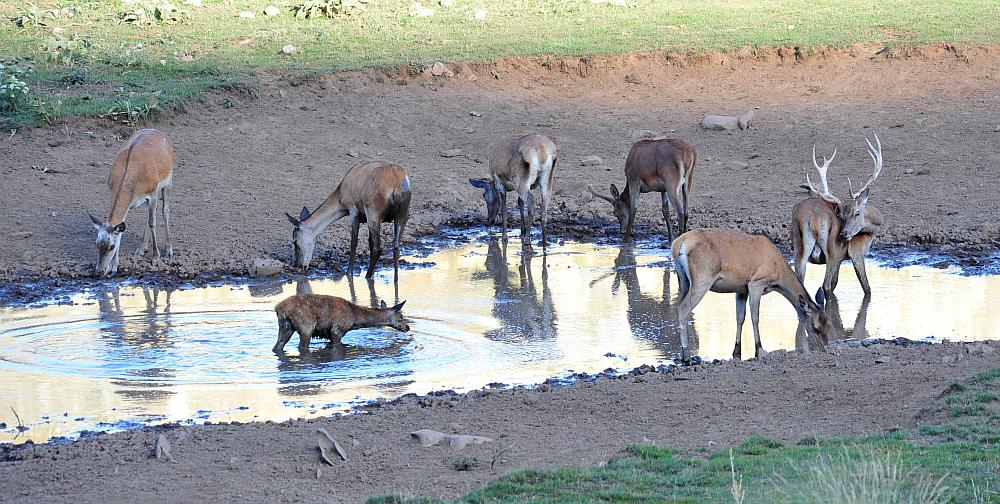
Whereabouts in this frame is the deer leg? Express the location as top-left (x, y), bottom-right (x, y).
top-left (538, 173), bottom-right (551, 244)
top-left (852, 254), bottom-right (872, 298)
top-left (498, 185), bottom-right (508, 237)
top-left (517, 195), bottom-right (526, 237)
top-left (297, 321), bottom-right (316, 350)
top-left (660, 192), bottom-right (675, 243)
top-left (110, 246), bottom-right (120, 276)
top-left (349, 214), bottom-right (360, 276)
top-left (135, 200), bottom-right (151, 257)
top-left (272, 316), bottom-right (296, 352)
top-left (522, 191), bottom-right (535, 241)
top-left (748, 284), bottom-right (767, 358)
top-left (676, 274), bottom-right (713, 365)
top-left (365, 220), bottom-right (383, 279)
top-left (393, 213), bottom-right (407, 284)
top-left (734, 291), bottom-right (748, 360)
top-left (822, 261), bottom-right (838, 297)
top-left (624, 182), bottom-right (640, 242)
top-left (161, 186), bottom-right (174, 260)
top-left (147, 195), bottom-right (161, 259)
top-left (794, 232), bottom-right (815, 282)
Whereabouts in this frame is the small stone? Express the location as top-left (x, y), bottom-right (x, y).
top-left (179, 54), bottom-right (194, 62)
top-left (995, 124), bottom-right (1000, 132)
top-left (316, 429), bottom-right (348, 464)
top-left (915, 169), bottom-right (931, 176)
top-left (280, 44), bottom-right (297, 55)
top-left (474, 9), bottom-right (486, 19)
top-left (738, 109), bottom-right (755, 130)
top-left (728, 161), bottom-right (749, 170)
top-left (702, 114), bottom-right (740, 130)
top-left (904, 168), bottom-right (915, 174)
top-left (250, 258), bottom-right (283, 277)
top-left (579, 155), bottom-right (603, 166)
top-left (239, 11), bottom-right (255, 18)
top-left (440, 148), bottom-right (463, 158)
top-left (347, 150), bottom-right (359, 158)
top-left (624, 73), bottom-right (641, 84)
top-left (469, 111), bottom-right (482, 117)
top-left (430, 62), bottom-right (453, 77)
top-left (9, 231), bottom-right (32, 239)
top-left (263, 5), bottom-right (280, 16)
top-left (228, 457), bottom-right (238, 470)
top-left (47, 139), bottom-right (63, 147)
top-left (154, 434), bottom-right (174, 463)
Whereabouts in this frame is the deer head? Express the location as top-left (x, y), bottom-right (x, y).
top-left (588, 183), bottom-right (631, 234)
top-left (379, 299), bottom-right (410, 332)
top-left (805, 134), bottom-right (883, 242)
top-left (90, 213), bottom-right (126, 277)
top-left (468, 178), bottom-right (502, 226)
top-left (797, 287), bottom-right (835, 345)
top-left (285, 206), bottom-right (315, 269)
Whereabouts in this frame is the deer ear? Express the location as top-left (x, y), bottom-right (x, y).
top-left (798, 294), bottom-right (812, 313)
top-left (380, 300), bottom-right (387, 309)
top-left (114, 222), bottom-right (126, 233)
top-left (299, 206), bottom-right (311, 222)
top-left (89, 213), bottom-right (103, 229)
top-left (610, 184), bottom-right (620, 199)
top-left (285, 213), bottom-right (300, 226)
top-left (392, 300), bottom-right (406, 312)
top-left (855, 187), bottom-right (870, 205)
top-left (814, 287), bottom-right (826, 309)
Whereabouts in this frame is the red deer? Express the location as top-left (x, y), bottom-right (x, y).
top-left (793, 134), bottom-right (884, 297)
top-left (89, 129), bottom-right (175, 277)
top-left (286, 162), bottom-right (411, 280)
top-left (272, 294), bottom-right (409, 352)
top-left (589, 138), bottom-right (696, 243)
top-left (469, 134), bottom-right (557, 241)
top-left (672, 228), bottom-right (834, 362)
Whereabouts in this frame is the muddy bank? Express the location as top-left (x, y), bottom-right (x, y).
top-left (1, 44), bottom-right (998, 284)
top-left (1, 340), bottom-right (997, 503)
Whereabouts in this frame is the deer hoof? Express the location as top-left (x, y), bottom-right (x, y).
top-left (165, 250), bottom-right (174, 260)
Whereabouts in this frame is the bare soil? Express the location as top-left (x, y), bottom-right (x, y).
top-left (1, 44), bottom-right (998, 284)
top-left (1, 341), bottom-right (997, 503)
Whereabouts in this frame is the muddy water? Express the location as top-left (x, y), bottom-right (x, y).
top-left (1, 236), bottom-right (998, 443)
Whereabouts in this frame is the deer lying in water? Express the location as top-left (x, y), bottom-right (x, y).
top-left (89, 129), bottom-right (175, 277)
top-left (469, 134), bottom-right (557, 241)
top-left (286, 162), bottom-right (411, 280)
top-left (589, 138), bottom-right (696, 242)
top-left (672, 228), bottom-right (834, 362)
top-left (793, 134), bottom-right (884, 297)
top-left (272, 294), bottom-right (409, 352)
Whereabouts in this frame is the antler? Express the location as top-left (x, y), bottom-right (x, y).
top-left (805, 144), bottom-right (841, 205)
top-left (587, 183), bottom-right (615, 203)
top-left (849, 133), bottom-right (883, 199)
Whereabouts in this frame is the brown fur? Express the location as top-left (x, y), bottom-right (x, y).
top-left (671, 228), bottom-right (833, 361)
top-left (589, 138), bottom-right (697, 242)
top-left (472, 133), bottom-right (557, 239)
top-left (792, 196), bottom-right (883, 296)
top-left (288, 162), bottom-right (411, 279)
top-left (272, 294), bottom-right (409, 352)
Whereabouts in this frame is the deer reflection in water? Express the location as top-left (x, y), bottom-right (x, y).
top-left (475, 238), bottom-right (557, 343)
top-left (797, 292), bottom-right (871, 350)
top-left (591, 246), bottom-right (694, 358)
top-left (95, 285), bottom-right (176, 399)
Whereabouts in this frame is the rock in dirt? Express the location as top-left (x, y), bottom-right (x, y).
top-left (439, 148), bottom-right (463, 158)
top-left (280, 44), bottom-right (297, 55)
top-left (410, 429), bottom-right (493, 450)
top-left (347, 149), bottom-right (359, 158)
top-left (702, 110), bottom-right (754, 130)
top-left (316, 428), bottom-right (347, 464)
top-left (263, 5), bottom-right (280, 16)
top-left (429, 62), bottom-right (453, 77)
top-left (9, 231), bottom-right (32, 239)
top-left (154, 434), bottom-right (174, 463)
top-left (250, 258), bottom-right (283, 277)
top-left (579, 155), bottom-right (603, 166)
top-left (470, 111), bottom-right (482, 117)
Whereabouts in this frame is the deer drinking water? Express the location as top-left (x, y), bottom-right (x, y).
top-left (588, 138), bottom-right (696, 243)
top-left (285, 162), bottom-right (411, 280)
top-left (272, 294), bottom-right (409, 352)
top-left (793, 134), bottom-right (884, 297)
top-left (89, 129), bottom-right (176, 277)
top-left (469, 134), bottom-right (557, 241)
top-left (672, 228), bottom-right (834, 362)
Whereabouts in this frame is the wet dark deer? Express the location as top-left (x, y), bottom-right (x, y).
top-left (793, 134), bottom-right (884, 298)
top-left (272, 294), bottom-right (409, 352)
top-left (589, 138), bottom-right (696, 243)
top-left (469, 134), bottom-right (557, 242)
top-left (89, 129), bottom-right (176, 277)
top-left (286, 162), bottom-right (411, 280)
top-left (672, 228), bottom-right (834, 362)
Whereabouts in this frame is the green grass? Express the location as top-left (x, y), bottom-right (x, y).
top-left (1, 0), bottom-right (998, 126)
top-left (371, 368), bottom-right (1000, 503)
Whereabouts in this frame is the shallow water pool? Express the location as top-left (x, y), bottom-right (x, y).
top-left (1, 235), bottom-right (997, 443)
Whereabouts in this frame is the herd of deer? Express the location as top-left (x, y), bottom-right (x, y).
top-left (89, 127), bottom-right (885, 361)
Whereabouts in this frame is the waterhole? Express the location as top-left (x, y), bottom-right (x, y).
top-left (1, 234), bottom-right (997, 443)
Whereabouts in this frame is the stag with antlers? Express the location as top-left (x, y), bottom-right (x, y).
top-left (792, 133), bottom-right (885, 298)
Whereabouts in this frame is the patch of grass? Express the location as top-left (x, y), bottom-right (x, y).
top-left (371, 368), bottom-right (1000, 503)
top-left (451, 456), bottom-right (478, 472)
top-left (1, 0), bottom-right (998, 124)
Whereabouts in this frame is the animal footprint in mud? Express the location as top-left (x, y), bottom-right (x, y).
top-left (410, 429), bottom-right (493, 450)
top-left (316, 428), bottom-right (348, 465)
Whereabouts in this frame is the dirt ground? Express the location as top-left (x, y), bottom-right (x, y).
top-left (0, 341), bottom-right (996, 503)
top-left (1, 44), bottom-right (998, 284)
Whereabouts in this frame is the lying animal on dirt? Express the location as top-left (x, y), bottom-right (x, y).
top-left (588, 137), bottom-right (697, 243)
top-left (89, 128), bottom-right (176, 277)
top-left (793, 133), bottom-right (884, 298)
top-left (272, 294), bottom-right (409, 352)
top-left (469, 133), bottom-right (557, 241)
top-left (286, 161), bottom-right (411, 281)
top-left (672, 228), bottom-right (834, 362)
